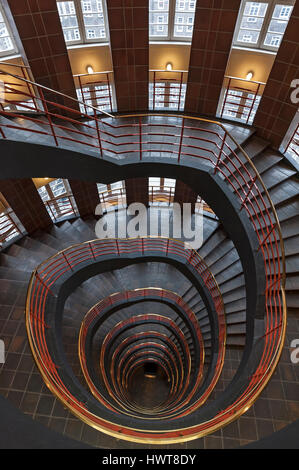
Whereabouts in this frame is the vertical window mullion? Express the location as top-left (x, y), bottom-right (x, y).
top-left (75, 0), bottom-right (87, 43)
top-left (168, 0), bottom-right (176, 40)
top-left (258, 1), bottom-right (275, 48)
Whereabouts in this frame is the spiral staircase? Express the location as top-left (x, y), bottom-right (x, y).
top-left (0, 66), bottom-right (298, 449)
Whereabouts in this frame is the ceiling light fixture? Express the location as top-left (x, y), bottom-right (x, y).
top-left (246, 71), bottom-right (254, 81)
top-left (86, 65), bottom-right (94, 74)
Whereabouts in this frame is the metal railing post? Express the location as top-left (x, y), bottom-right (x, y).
top-left (106, 72), bottom-right (113, 113)
top-left (78, 75), bottom-right (88, 115)
top-left (246, 82), bottom-right (261, 125)
top-left (139, 116), bottom-right (142, 161)
top-left (220, 77), bottom-right (232, 118)
top-left (178, 117), bottom-right (185, 163)
top-left (94, 108), bottom-right (103, 158)
top-left (153, 71), bottom-right (156, 111)
top-left (39, 88), bottom-right (58, 146)
top-left (214, 130), bottom-right (227, 174)
top-left (177, 71), bottom-right (184, 111)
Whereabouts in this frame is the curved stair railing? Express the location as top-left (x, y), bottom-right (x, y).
top-left (0, 64), bottom-right (287, 443)
top-left (26, 237), bottom-right (225, 442)
top-left (25, 236), bottom-right (284, 443)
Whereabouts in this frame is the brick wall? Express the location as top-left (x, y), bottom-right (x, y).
top-left (107, 0), bottom-right (149, 112)
top-left (7, 0), bottom-right (79, 112)
top-left (68, 180), bottom-right (99, 218)
top-left (0, 179), bottom-right (51, 233)
top-left (185, 0), bottom-right (241, 116)
top-left (125, 178), bottom-right (149, 207)
top-left (253, 2), bottom-right (299, 148)
top-left (174, 180), bottom-right (197, 214)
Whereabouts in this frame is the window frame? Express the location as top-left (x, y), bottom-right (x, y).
top-left (56, 0), bottom-right (109, 47)
top-left (0, 4), bottom-right (18, 58)
top-left (233, 0), bottom-right (294, 52)
top-left (149, 0), bottom-right (197, 43)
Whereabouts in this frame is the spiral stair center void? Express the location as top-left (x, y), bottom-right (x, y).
top-left (129, 364), bottom-right (170, 409)
top-left (0, 63), bottom-right (298, 449)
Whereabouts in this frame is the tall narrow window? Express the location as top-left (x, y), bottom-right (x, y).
top-left (149, 0), bottom-right (197, 41)
top-left (57, 0), bottom-right (108, 45)
top-left (264, 4), bottom-right (293, 48)
top-left (236, 2), bottom-right (268, 45)
top-left (149, 0), bottom-right (169, 38)
top-left (81, 0), bottom-right (107, 41)
top-left (37, 179), bottom-right (77, 222)
top-left (0, 193), bottom-right (23, 247)
top-left (0, 7), bottom-right (17, 56)
top-left (97, 181), bottom-right (126, 212)
top-left (233, 1), bottom-right (294, 51)
top-left (57, 1), bottom-right (81, 43)
top-left (173, 0), bottom-right (196, 39)
top-left (149, 178), bottom-right (176, 206)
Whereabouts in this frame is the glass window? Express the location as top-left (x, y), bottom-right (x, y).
top-left (149, 0), bottom-right (196, 41)
top-left (234, 1), bottom-right (294, 50)
top-left (57, 1), bottom-right (81, 43)
top-left (0, 8), bottom-right (16, 55)
top-left (264, 4), bottom-right (293, 48)
top-left (81, 0), bottom-right (107, 41)
top-left (57, 0), bottom-right (108, 44)
top-left (49, 178), bottom-right (67, 198)
top-left (237, 2), bottom-right (268, 45)
top-left (149, 0), bottom-right (169, 37)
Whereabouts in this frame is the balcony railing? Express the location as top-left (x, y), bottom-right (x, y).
top-left (0, 61), bottom-right (39, 113)
top-left (73, 71), bottom-right (114, 115)
top-left (44, 194), bottom-right (77, 222)
top-left (149, 69), bottom-right (188, 111)
top-left (0, 64), bottom-right (286, 443)
top-left (98, 187), bottom-right (126, 212)
top-left (219, 75), bottom-right (266, 125)
top-left (0, 209), bottom-right (21, 246)
top-left (149, 185), bottom-right (175, 206)
top-left (285, 122), bottom-right (299, 163)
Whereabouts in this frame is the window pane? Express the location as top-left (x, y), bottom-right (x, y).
top-left (174, 0), bottom-right (196, 38)
top-left (263, 4), bottom-right (293, 48)
top-left (164, 178), bottom-right (176, 187)
top-left (38, 186), bottom-right (50, 203)
top-left (149, 177), bottom-right (161, 186)
top-left (237, 29), bottom-right (261, 43)
top-left (0, 11), bottom-right (14, 53)
top-left (149, 0), bottom-right (169, 37)
top-left (264, 32), bottom-right (282, 47)
top-left (272, 4), bottom-right (293, 19)
top-left (244, 2), bottom-right (268, 17)
top-left (57, 1), bottom-right (81, 42)
top-left (237, 2), bottom-right (268, 45)
top-left (49, 179), bottom-right (67, 198)
top-left (81, 0), bottom-right (107, 40)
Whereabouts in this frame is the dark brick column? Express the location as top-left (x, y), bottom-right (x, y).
top-left (6, 0), bottom-right (79, 112)
top-left (0, 179), bottom-right (52, 233)
top-left (174, 180), bottom-right (197, 214)
top-left (125, 178), bottom-right (149, 207)
top-left (68, 180), bottom-right (99, 218)
top-left (107, 0), bottom-right (149, 112)
top-left (185, 0), bottom-right (241, 116)
top-left (253, 2), bottom-right (299, 148)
